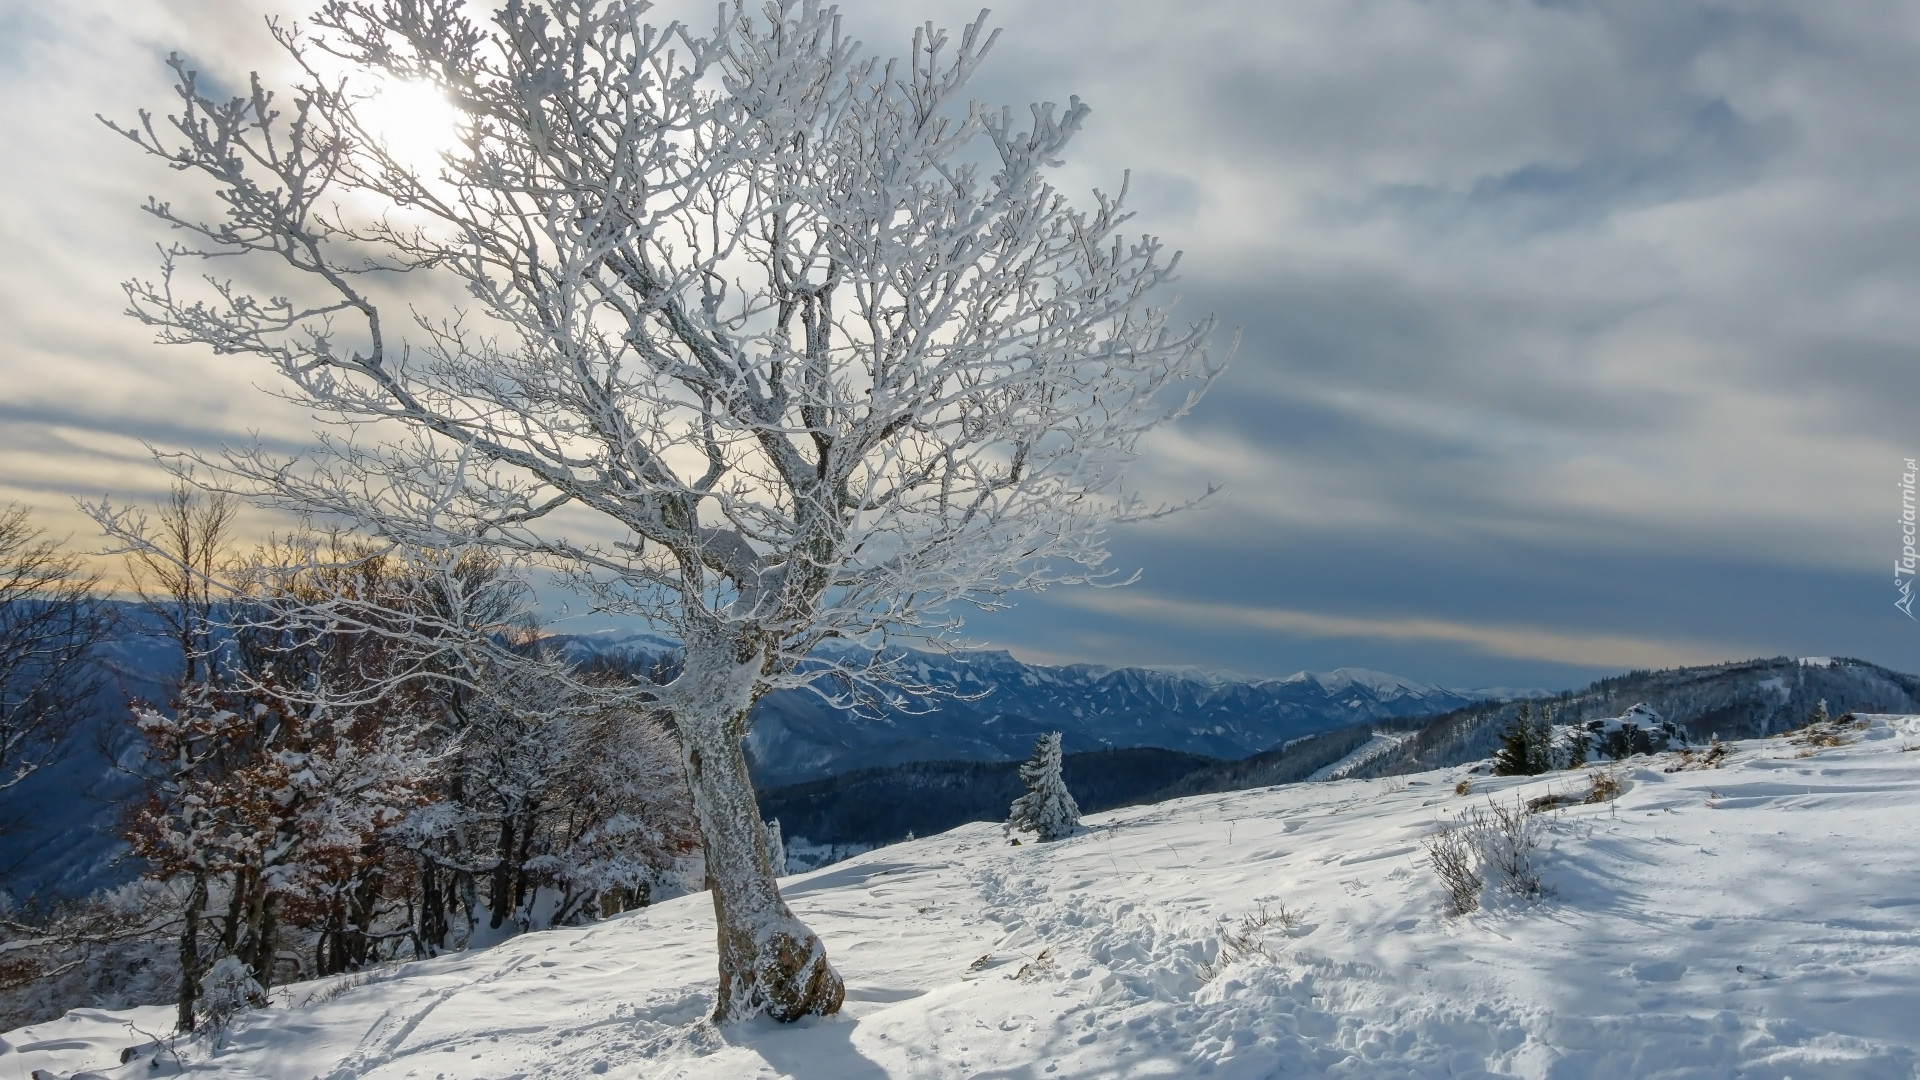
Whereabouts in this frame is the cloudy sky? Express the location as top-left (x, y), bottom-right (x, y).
top-left (2, 0), bottom-right (1916, 690)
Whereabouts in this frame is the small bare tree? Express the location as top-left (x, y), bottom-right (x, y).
top-left (104, 0), bottom-right (1223, 1021)
top-left (0, 503), bottom-right (110, 798)
top-left (123, 482), bottom-right (238, 686)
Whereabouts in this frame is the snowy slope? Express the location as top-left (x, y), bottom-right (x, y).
top-left (1304, 730), bottom-right (1414, 782)
top-left (11, 718), bottom-right (1920, 1078)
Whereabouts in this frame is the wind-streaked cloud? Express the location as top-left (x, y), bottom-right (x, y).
top-left (1054, 589), bottom-right (1746, 673)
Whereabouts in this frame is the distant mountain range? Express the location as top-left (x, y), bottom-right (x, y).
top-left (746, 654), bottom-right (1920, 858)
top-left (0, 627), bottom-right (175, 902)
top-left (551, 630), bottom-right (1498, 786)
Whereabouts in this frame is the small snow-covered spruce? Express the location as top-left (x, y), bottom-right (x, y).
top-left (765, 819), bottom-right (788, 878)
top-left (1007, 733), bottom-right (1082, 842)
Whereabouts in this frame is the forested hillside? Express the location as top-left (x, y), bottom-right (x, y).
top-left (756, 747), bottom-right (1224, 857)
top-left (1346, 655), bottom-right (1920, 779)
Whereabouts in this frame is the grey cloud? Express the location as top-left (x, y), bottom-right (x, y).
top-left (2, 0), bottom-right (1916, 685)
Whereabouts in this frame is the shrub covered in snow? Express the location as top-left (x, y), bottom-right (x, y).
top-left (1425, 797), bottom-right (1545, 914)
top-left (195, 955), bottom-right (265, 1037)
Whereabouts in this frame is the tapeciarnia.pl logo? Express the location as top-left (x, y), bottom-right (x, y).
top-left (1900, 458), bottom-right (1917, 619)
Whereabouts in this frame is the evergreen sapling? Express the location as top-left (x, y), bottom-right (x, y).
top-left (1565, 710), bottom-right (1589, 769)
top-left (765, 819), bottom-right (788, 878)
top-left (1494, 703), bottom-right (1549, 776)
top-left (1007, 732), bottom-right (1082, 842)
top-left (1534, 704), bottom-right (1557, 771)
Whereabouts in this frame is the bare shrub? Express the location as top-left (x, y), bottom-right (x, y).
top-left (1195, 905), bottom-right (1299, 981)
top-left (1786, 702), bottom-right (1865, 752)
top-left (1583, 768), bottom-right (1623, 805)
top-left (1474, 799), bottom-right (1543, 899)
top-left (1793, 725), bottom-right (1858, 750)
top-left (1425, 822), bottom-right (1483, 916)
top-left (1664, 740), bottom-right (1731, 773)
top-left (1426, 798), bottom-right (1544, 914)
top-left (287, 965), bottom-right (388, 1009)
top-left (1526, 789), bottom-right (1578, 812)
top-left (1010, 948), bottom-right (1055, 982)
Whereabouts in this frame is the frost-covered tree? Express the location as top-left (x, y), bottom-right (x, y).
top-left (1007, 732), bottom-right (1080, 842)
top-left (108, 0), bottom-right (1221, 1021)
top-left (122, 482), bottom-right (238, 688)
top-left (403, 650), bottom-right (700, 949)
top-left (534, 700), bottom-right (702, 923)
top-left (124, 539), bottom-right (463, 1029)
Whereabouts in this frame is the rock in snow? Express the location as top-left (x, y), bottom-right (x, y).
top-left (9, 718), bottom-right (1920, 1077)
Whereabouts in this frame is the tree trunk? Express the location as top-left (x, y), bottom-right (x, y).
top-left (247, 890), bottom-right (281, 991)
top-left (175, 872), bottom-right (207, 1033)
top-left (511, 812), bottom-right (537, 927)
top-left (218, 871), bottom-right (245, 957)
top-left (490, 817), bottom-right (514, 930)
top-left (347, 871), bottom-right (379, 968)
top-left (418, 856), bottom-right (445, 956)
top-left (670, 643), bottom-right (842, 1023)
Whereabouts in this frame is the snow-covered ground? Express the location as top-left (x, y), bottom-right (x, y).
top-left (10, 717), bottom-right (1920, 1079)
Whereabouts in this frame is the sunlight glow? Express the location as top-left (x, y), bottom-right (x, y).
top-left (361, 78), bottom-right (465, 177)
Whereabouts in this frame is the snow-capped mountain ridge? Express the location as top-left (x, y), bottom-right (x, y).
top-left (556, 632), bottom-right (1486, 702)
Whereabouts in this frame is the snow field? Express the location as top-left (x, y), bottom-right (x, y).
top-left (8, 717), bottom-right (1920, 1078)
